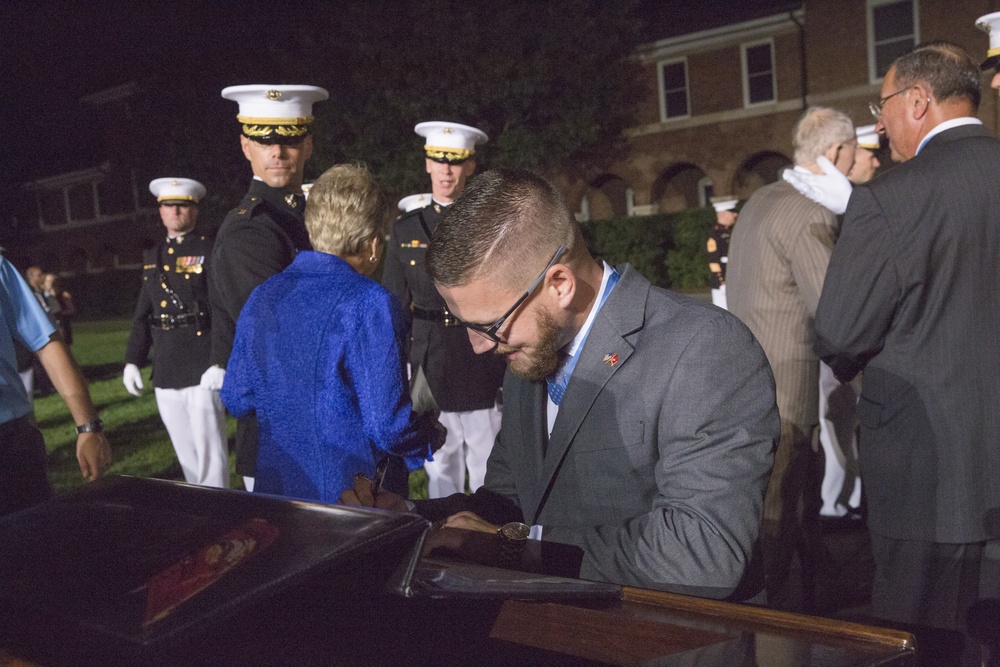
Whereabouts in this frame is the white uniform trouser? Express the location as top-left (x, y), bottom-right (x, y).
top-left (155, 386), bottom-right (229, 488)
top-left (817, 361), bottom-right (862, 516)
top-left (711, 285), bottom-right (728, 310)
top-left (425, 407), bottom-right (501, 498)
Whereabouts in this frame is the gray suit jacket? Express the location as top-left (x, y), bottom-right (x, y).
top-left (419, 265), bottom-right (778, 599)
top-left (815, 124), bottom-right (1000, 544)
top-left (726, 179), bottom-right (838, 430)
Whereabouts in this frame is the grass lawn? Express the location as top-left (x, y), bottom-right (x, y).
top-left (35, 319), bottom-right (429, 499)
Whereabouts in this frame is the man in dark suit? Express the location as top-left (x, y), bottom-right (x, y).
top-left (382, 122), bottom-right (506, 498)
top-left (346, 169), bottom-right (778, 600)
top-left (123, 178), bottom-right (228, 488)
top-left (202, 84), bottom-right (328, 491)
top-left (815, 42), bottom-right (1000, 646)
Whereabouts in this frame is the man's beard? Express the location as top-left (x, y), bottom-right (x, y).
top-left (494, 307), bottom-right (562, 382)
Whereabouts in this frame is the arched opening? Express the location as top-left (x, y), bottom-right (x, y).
top-left (732, 151), bottom-right (792, 198)
top-left (580, 174), bottom-right (628, 221)
top-left (651, 163), bottom-right (709, 214)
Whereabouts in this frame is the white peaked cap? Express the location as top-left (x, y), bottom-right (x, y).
top-left (976, 12), bottom-right (1000, 70)
top-left (855, 124), bottom-right (880, 150)
top-left (712, 198), bottom-right (738, 213)
top-left (149, 178), bottom-right (206, 204)
top-left (398, 193), bottom-right (433, 212)
top-left (415, 121), bottom-right (488, 163)
top-left (222, 84), bottom-right (328, 122)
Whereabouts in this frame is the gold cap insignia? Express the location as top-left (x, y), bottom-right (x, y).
top-left (267, 90), bottom-right (282, 100)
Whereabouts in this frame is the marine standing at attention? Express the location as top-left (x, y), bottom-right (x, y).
top-left (382, 122), bottom-right (506, 498)
top-left (124, 178), bottom-right (229, 488)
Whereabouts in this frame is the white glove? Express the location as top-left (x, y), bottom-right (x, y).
top-left (123, 363), bottom-right (144, 397)
top-left (200, 365), bottom-right (226, 391)
top-left (782, 155), bottom-right (853, 215)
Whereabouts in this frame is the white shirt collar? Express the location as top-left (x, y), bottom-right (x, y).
top-left (565, 261), bottom-right (614, 359)
top-left (916, 117), bottom-right (982, 155)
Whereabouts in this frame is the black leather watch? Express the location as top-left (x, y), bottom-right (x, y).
top-left (75, 418), bottom-right (104, 435)
top-left (497, 521), bottom-right (530, 568)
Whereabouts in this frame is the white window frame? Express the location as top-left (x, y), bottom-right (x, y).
top-left (866, 0), bottom-right (919, 83)
top-left (657, 57), bottom-right (690, 122)
top-left (741, 38), bottom-right (777, 108)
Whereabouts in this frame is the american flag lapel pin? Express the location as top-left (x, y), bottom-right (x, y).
top-left (603, 353), bottom-right (619, 367)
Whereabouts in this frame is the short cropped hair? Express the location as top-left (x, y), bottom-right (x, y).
top-left (304, 164), bottom-right (388, 257)
top-left (793, 106), bottom-right (856, 166)
top-left (426, 169), bottom-right (578, 291)
top-left (892, 41), bottom-right (981, 111)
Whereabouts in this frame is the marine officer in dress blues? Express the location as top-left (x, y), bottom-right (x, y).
top-left (382, 122), bottom-right (506, 498)
top-left (124, 178), bottom-right (229, 488)
top-left (706, 196), bottom-right (738, 311)
top-left (202, 84), bottom-right (328, 491)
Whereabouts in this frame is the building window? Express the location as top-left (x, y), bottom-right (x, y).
top-left (742, 40), bottom-right (776, 106)
top-left (868, 0), bottom-right (918, 81)
top-left (697, 177), bottom-right (714, 208)
top-left (657, 58), bottom-right (689, 121)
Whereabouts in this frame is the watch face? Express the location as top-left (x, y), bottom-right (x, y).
top-left (501, 522), bottom-right (530, 541)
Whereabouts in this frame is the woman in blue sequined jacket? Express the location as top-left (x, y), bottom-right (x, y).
top-left (222, 164), bottom-right (440, 503)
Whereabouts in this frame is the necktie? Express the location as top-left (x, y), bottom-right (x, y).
top-left (547, 353), bottom-right (572, 406)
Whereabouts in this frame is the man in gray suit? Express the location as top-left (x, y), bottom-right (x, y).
top-left (815, 42), bottom-right (1000, 650)
top-left (726, 106), bottom-right (856, 611)
top-left (344, 169), bottom-right (778, 600)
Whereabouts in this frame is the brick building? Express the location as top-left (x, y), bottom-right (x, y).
top-left (8, 0), bottom-right (1000, 279)
top-left (564, 0), bottom-right (1000, 222)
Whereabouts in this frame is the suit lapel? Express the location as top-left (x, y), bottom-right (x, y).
top-left (527, 265), bottom-right (648, 524)
top-left (514, 380), bottom-right (549, 523)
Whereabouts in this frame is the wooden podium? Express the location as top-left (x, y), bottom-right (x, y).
top-left (0, 477), bottom-right (914, 665)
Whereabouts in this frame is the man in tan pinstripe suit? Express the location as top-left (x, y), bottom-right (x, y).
top-left (726, 106), bottom-right (856, 611)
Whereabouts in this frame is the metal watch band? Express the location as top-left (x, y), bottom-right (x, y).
top-left (75, 418), bottom-right (104, 434)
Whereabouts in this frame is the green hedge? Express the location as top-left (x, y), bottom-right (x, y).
top-left (581, 207), bottom-right (715, 290)
top-left (69, 206), bottom-right (717, 320)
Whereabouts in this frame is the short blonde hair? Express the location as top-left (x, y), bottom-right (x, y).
top-left (304, 164), bottom-right (388, 257)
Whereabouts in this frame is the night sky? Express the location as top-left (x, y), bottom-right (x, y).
top-left (1, 0), bottom-right (798, 195)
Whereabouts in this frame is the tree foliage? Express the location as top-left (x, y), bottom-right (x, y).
top-left (302, 0), bottom-right (644, 196)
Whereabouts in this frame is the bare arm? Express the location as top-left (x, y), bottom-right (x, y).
top-left (35, 335), bottom-right (111, 481)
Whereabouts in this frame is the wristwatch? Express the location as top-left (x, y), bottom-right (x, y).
top-left (497, 521), bottom-right (530, 568)
top-left (76, 418), bottom-right (104, 435)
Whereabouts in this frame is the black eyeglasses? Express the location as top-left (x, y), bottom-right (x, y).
top-left (869, 86), bottom-right (910, 120)
top-left (460, 245), bottom-right (567, 345)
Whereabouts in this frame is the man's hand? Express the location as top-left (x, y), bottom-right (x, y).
top-left (122, 363), bottom-right (144, 396)
top-left (442, 510), bottom-right (499, 534)
top-left (77, 432), bottom-right (112, 481)
top-left (416, 411), bottom-right (448, 452)
top-left (200, 365), bottom-right (226, 391)
top-left (339, 473), bottom-right (410, 512)
top-left (782, 155), bottom-right (853, 214)
top-left (422, 512), bottom-right (502, 562)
